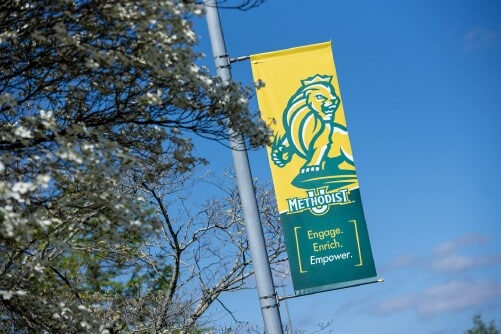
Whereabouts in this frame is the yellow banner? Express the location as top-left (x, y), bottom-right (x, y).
top-left (250, 42), bottom-right (358, 214)
top-left (251, 42), bottom-right (377, 295)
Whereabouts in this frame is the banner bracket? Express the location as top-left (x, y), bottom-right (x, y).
top-left (277, 278), bottom-right (385, 301)
top-left (259, 292), bottom-right (280, 310)
top-left (230, 55), bottom-right (250, 63)
top-left (214, 54), bottom-right (231, 69)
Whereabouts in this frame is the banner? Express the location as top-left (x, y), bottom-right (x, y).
top-left (250, 42), bottom-right (377, 296)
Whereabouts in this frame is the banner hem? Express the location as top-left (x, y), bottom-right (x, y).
top-left (294, 276), bottom-right (379, 297)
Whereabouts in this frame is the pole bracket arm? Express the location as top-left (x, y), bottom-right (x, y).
top-left (230, 55), bottom-right (250, 63)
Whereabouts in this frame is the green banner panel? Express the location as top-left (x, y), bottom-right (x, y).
top-left (281, 188), bottom-right (377, 295)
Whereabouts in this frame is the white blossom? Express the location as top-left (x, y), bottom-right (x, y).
top-left (12, 182), bottom-right (35, 194)
top-left (14, 125), bottom-right (33, 139)
top-left (0, 290), bottom-right (27, 300)
top-left (85, 57), bottom-right (100, 69)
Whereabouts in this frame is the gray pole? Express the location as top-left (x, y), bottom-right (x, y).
top-left (203, 1), bottom-right (284, 333)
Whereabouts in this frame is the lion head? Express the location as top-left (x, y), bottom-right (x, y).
top-left (301, 75), bottom-right (340, 121)
top-left (275, 74), bottom-right (343, 165)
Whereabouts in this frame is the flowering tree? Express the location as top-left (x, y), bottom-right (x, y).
top-left (0, 0), bottom-right (280, 332)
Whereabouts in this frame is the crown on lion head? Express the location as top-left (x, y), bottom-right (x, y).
top-left (300, 74), bottom-right (333, 87)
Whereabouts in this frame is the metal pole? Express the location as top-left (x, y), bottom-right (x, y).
top-left (203, 1), bottom-right (284, 333)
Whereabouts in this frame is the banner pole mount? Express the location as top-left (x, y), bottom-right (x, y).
top-left (277, 278), bottom-right (385, 302)
top-left (230, 55), bottom-right (250, 63)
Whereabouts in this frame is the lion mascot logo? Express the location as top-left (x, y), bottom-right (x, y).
top-left (271, 74), bottom-right (356, 190)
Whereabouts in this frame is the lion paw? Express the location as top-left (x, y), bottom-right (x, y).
top-left (271, 146), bottom-right (291, 167)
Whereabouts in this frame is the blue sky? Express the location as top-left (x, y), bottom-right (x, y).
top-left (193, 0), bottom-right (501, 333)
